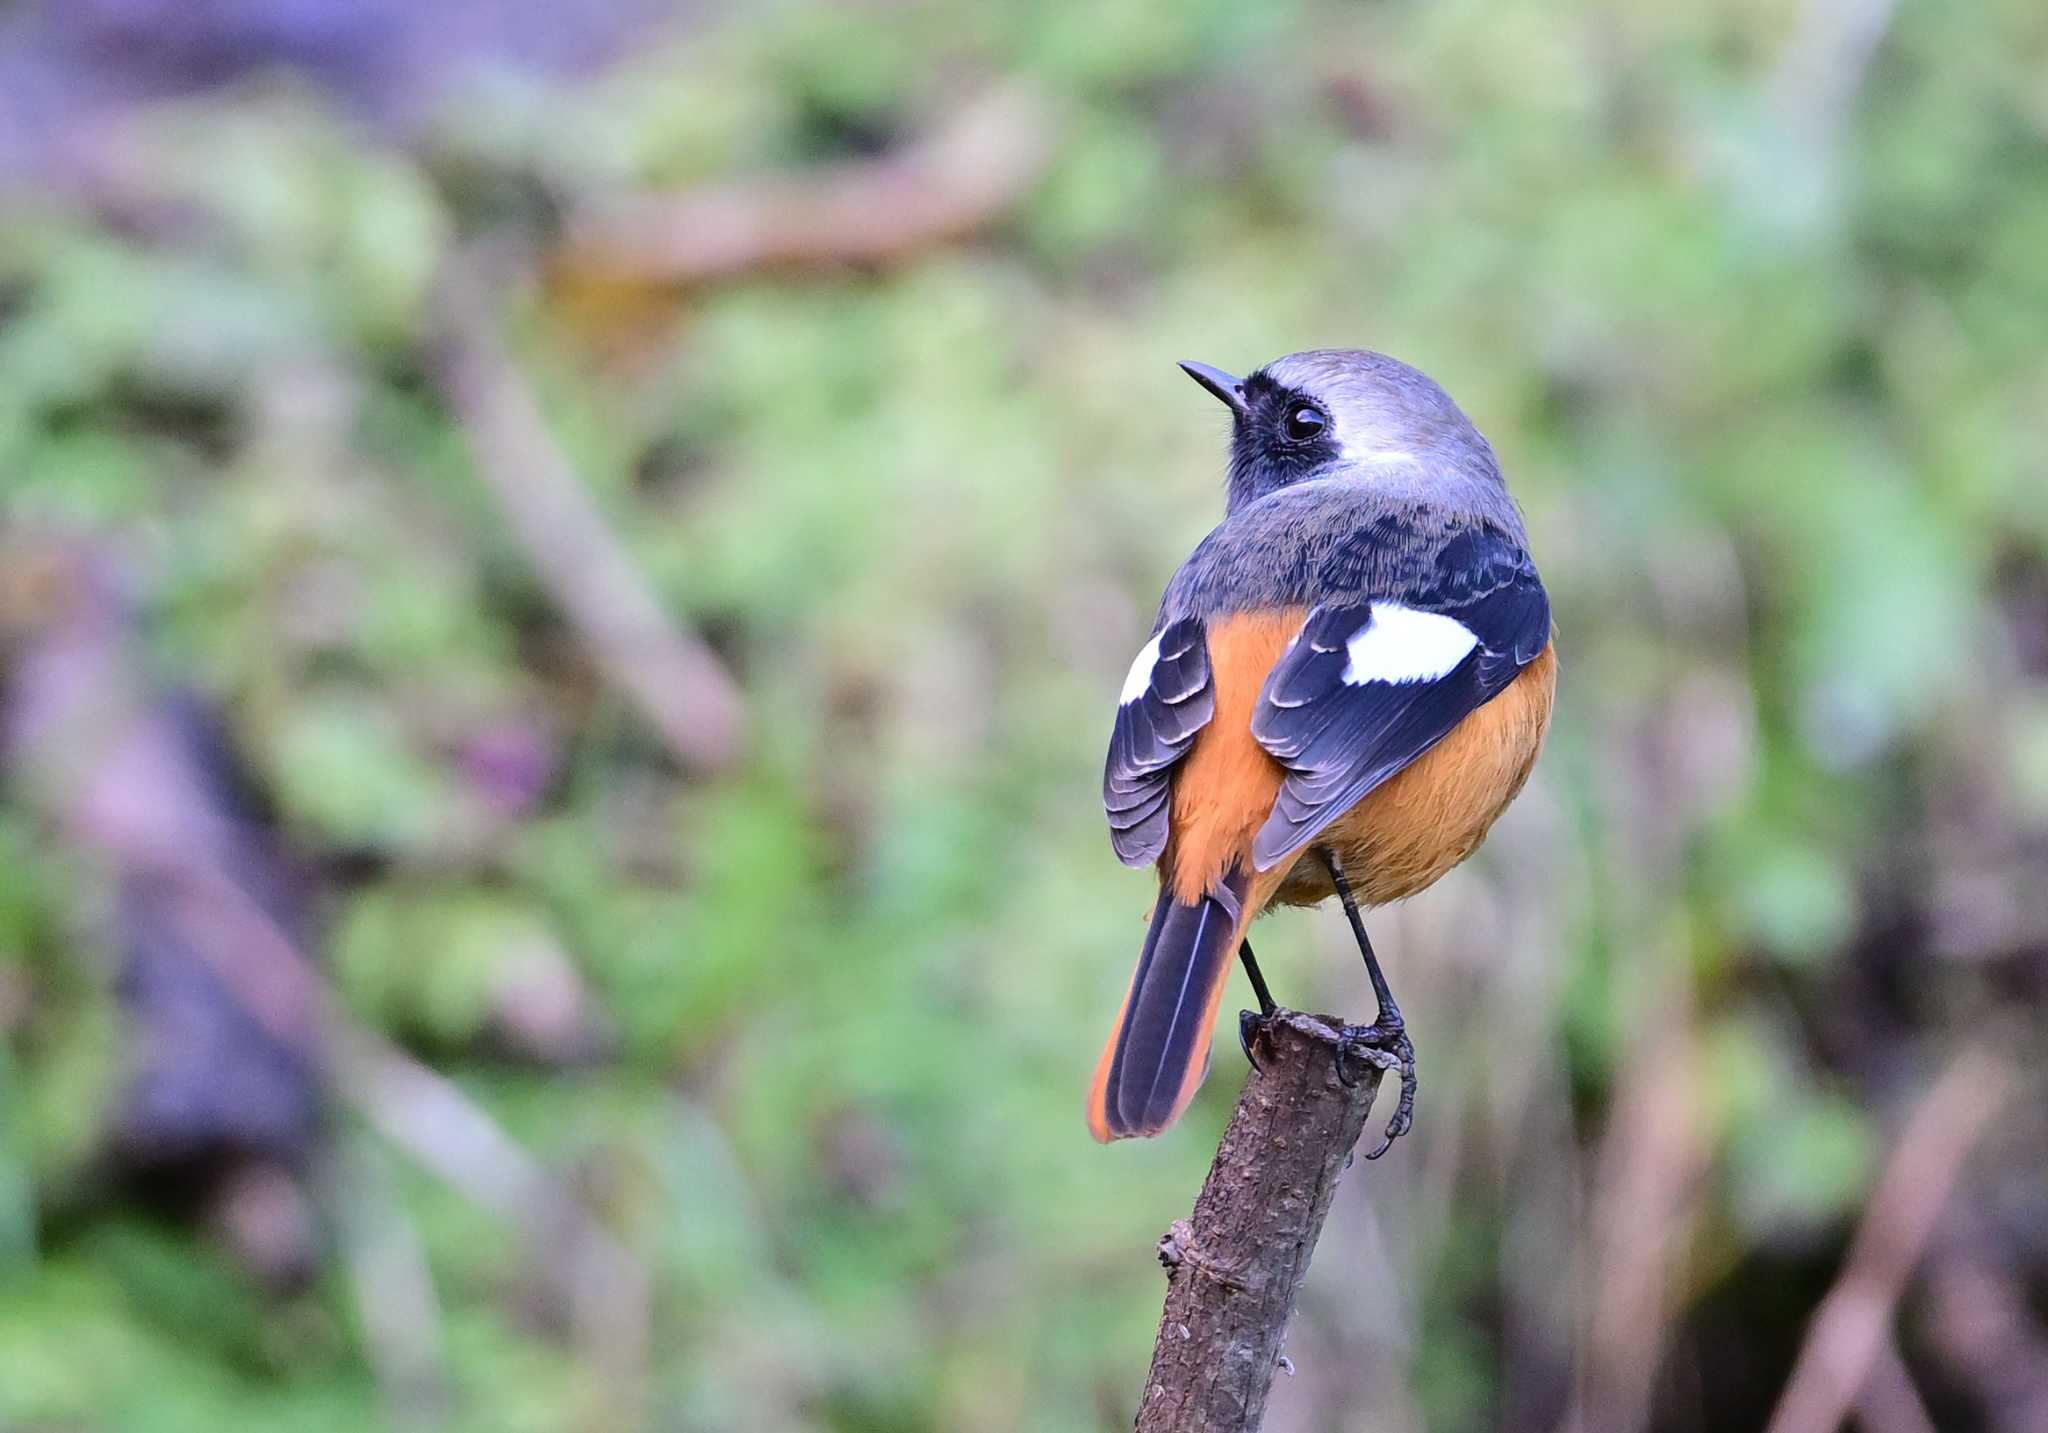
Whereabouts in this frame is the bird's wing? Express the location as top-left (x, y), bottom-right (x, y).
top-left (1249, 526), bottom-right (1549, 872)
top-left (1103, 615), bottom-right (1215, 866)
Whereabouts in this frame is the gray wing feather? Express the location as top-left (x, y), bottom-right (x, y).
top-left (1103, 616), bottom-right (1213, 866)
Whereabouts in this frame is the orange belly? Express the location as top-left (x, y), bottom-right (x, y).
top-left (1270, 641), bottom-right (1557, 907)
top-left (1164, 612), bottom-right (1556, 916)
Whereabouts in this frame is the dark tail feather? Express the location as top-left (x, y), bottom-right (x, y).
top-left (1086, 865), bottom-right (1250, 1141)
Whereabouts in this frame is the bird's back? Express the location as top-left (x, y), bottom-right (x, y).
top-left (1160, 476), bottom-right (1527, 623)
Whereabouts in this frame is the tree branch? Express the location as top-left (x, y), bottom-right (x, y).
top-left (430, 249), bottom-right (748, 775)
top-left (1764, 1045), bottom-right (2010, 1433)
top-left (560, 82), bottom-right (1054, 285)
top-left (1136, 1010), bottom-right (1387, 1433)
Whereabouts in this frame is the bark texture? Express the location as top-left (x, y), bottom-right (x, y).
top-left (1134, 1010), bottom-right (1386, 1433)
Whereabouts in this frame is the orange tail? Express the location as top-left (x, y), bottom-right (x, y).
top-left (1086, 865), bottom-right (1252, 1141)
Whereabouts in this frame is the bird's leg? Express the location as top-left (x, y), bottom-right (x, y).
top-left (1239, 938), bottom-right (1278, 1015)
top-left (1237, 939), bottom-right (1279, 1071)
top-left (1321, 848), bottom-right (1417, 1160)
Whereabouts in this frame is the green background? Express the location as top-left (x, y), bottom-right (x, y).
top-left (3, 1), bottom-right (2047, 1429)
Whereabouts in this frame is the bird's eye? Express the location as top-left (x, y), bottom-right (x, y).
top-left (1283, 404), bottom-right (1327, 442)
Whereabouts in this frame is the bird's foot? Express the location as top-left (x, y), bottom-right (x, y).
top-left (1238, 1008), bottom-right (1276, 1073)
top-left (1336, 1017), bottom-right (1417, 1160)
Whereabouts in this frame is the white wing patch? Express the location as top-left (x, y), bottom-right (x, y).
top-left (1119, 632), bottom-right (1165, 706)
top-left (1339, 603), bottom-right (1478, 686)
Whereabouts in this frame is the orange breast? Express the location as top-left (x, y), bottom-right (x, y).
top-left (1166, 617), bottom-right (1557, 914)
top-left (1275, 641), bottom-right (1557, 907)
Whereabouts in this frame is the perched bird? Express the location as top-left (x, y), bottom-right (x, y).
top-left (1088, 350), bottom-right (1555, 1153)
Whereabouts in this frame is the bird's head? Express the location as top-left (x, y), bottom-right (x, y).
top-left (1181, 348), bottom-right (1505, 516)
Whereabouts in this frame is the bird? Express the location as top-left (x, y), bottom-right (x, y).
top-left (1087, 349), bottom-right (1556, 1154)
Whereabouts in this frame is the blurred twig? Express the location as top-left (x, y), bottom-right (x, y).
top-left (1770, 0), bottom-right (1903, 142)
top-left (335, 1018), bottom-right (652, 1421)
top-left (432, 254), bottom-right (746, 774)
top-left (335, 1141), bottom-right (453, 1428)
top-left (1565, 975), bottom-right (1710, 1433)
top-left (156, 850), bottom-right (650, 1423)
top-left (5, 545), bottom-right (650, 1422)
top-left (1855, 1334), bottom-right (1940, 1433)
top-left (1765, 1046), bottom-right (2012, 1433)
top-left (1136, 1011), bottom-right (1388, 1433)
top-left (560, 82), bottom-right (1054, 284)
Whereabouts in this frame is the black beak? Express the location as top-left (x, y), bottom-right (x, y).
top-left (1179, 360), bottom-right (1247, 416)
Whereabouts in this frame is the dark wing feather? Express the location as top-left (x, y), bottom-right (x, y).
top-left (1249, 532), bottom-right (1549, 872)
top-left (1103, 616), bottom-right (1214, 866)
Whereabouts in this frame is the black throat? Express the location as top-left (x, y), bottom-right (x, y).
top-left (1225, 373), bottom-right (1341, 513)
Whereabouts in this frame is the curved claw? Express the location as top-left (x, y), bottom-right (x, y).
top-left (1337, 1022), bottom-right (1418, 1159)
top-left (1365, 1033), bottom-right (1417, 1159)
top-left (1238, 1009), bottom-right (1271, 1072)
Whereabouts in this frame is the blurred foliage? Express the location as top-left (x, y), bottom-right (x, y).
top-left (3, 0), bottom-right (2048, 1430)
